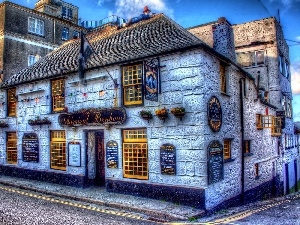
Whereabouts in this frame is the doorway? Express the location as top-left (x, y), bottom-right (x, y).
top-left (86, 130), bottom-right (105, 186)
top-left (95, 131), bottom-right (105, 185)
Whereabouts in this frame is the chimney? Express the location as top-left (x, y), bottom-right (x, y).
top-left (212, 17), bottom-right (236, 62)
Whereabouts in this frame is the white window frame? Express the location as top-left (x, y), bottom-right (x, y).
top-left (28, 17), bottom-right (44, 36)
top-left (62, 6), bottom-right (73, 20)
top-left (28, 55), bottom-right (40, 66)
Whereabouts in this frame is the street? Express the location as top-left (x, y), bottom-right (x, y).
top-left (0, 183), bottom-right (299, 225)
top-left (194, 192), bottom-right (300, 225)
top-left (0, 185), bottom-right (160, 225)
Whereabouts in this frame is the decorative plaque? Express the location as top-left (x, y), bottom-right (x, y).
top-left (207, 96), bottom-right (222, 132)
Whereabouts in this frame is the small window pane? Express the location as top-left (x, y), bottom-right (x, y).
top-left (224, 139), bottom-right (231, 160)
top-left (50, 131), bottom-right (66, 170)
top-left (220, 63), bottom-right (226, 93)
top-left (52, 79), bottom-right (65, 112)
top-left (244, 140), bottom-right (250, 154)
top-left (122, 64), bottom-right (143, 105)
top-left (6, 132), bottom-right (17, 164)
top-left (237, 52), bottom-right (254, 67)
top-left (7, 88), bottom-right (17, 116)
top-left (123, 129), bottom-right (148, 179)
top-left (256, 51), bottom-right (264, 65)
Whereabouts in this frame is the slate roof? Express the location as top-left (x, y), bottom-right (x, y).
top-left (2, 14), bottom-right (203, 87)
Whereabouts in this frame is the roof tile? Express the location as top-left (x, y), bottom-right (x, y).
top-left (3, 14), bottom-right (203, 87)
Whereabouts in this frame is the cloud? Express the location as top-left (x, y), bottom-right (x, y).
top-left (112, 0), bottom-right (173, 20)
top-left (291, 61), bottom-right (300, 94)
top-left (269, 0), bottom-right (300, 8)
top-left (296, 36), bottom-right (300, 41)
top-left (98, 0), bottom-right (111, 6)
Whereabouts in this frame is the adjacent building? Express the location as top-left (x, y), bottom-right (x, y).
top-left (0, 0), bottom-right (82, 81)
top-left (0, 2), bottom-right (299, 211)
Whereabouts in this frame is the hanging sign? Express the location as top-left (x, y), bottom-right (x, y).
top-left (207, 96), bottom-right (222, 132)
top-left (22, 133), bottom-right (39, 162)
top-left (68, 142), bottom-right (81, 167)
top-left (106, 140), bottom-right (118, 168)
top-left (160, 143), bottom-right (176, 175)
top-left (207, 140), bottom-right (224, 184)
top-left (144, 58), bottom-right (160, 101)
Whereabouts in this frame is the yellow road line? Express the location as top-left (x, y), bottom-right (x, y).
top-left (0, 185), bottom-right (164, 224)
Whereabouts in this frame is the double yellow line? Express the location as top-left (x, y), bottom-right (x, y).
top-left (0, 185), bottom-right (164, 224)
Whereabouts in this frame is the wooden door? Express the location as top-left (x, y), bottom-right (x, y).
top-left (95, 131), bottom-right (105, 186)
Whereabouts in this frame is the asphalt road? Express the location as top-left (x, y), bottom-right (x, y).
top-left (195, 192), bottom-right (300, 225)
top-left (0, 186), bottom-right (161, 225)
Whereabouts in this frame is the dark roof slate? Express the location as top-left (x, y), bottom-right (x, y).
top-left (3, 14), bottom-right (203, 87)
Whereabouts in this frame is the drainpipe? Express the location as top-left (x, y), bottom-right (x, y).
top-left (239, 78), bottom-right (245, 203)
top-left (53, 20), bottom-right (56, 45)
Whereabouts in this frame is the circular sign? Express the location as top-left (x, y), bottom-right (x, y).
top-left (207, 96), bottom-right (222, 132)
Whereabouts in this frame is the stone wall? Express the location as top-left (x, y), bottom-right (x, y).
top-left (3, 38), bottom-right (52, 80)
top-left (233, 18), bottom-right (276, 47)
top-left (188, 18), bottom-right (236, 62)
top-left (1, 2), bottom-right (83, 79)
top-left (188, 23), bottom-right (214, 47)
top-left (0, 42), bottom-right (287, 210)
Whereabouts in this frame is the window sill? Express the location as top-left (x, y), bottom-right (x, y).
top-left (243, 64), bottom-right (266, 69)
top-left (18, 89), bottom-right (44, 95)
top-left (28, 32), bottom-right (45, 38)
top-left (224, 158), bottom-right (235, 163)
top-left (244, 152), bottom-right (253, 157)
top-left (68, 75), bottom-right (107, 85)
top-left (221, 92), bottom-right (231, 97)
top-left (51, 110), bottom-right (67, 114)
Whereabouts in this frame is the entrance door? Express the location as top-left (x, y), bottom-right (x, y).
top-left (95, 131), bottom-right (105, 185)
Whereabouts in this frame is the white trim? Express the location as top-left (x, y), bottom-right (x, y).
top-left (2, 34), bottom-right (56, 50)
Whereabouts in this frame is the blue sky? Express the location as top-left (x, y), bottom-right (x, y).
top-left (3, 0), bottom-right (300, 121)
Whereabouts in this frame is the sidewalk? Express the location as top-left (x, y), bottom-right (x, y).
top-left (0, 175), bottom-right (203, 222)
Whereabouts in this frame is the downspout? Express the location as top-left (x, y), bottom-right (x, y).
top-left (239, 78), bottom-right (245, 203)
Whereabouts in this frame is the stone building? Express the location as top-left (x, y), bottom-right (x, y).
top-left (189, 16), bottom-right (299, 195)
top-left (0, 7), bottom-right (298, 211)
top-left (0, 0), bottom-right (82, 81)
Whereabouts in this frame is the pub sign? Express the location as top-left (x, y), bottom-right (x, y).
top-left (106, 140), bottom-right (118, 168)
top-left (160, 143), bottom-right (176, 175)
top-left (207, 96), bottom-right (222, 132)
top-left (22, 133), bottom-right (39, 162)
top-left (207, 140), bottom-right (224, 184)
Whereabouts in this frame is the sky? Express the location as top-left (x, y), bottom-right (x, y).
top-left (3, 0), bottom-right (300, 121)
